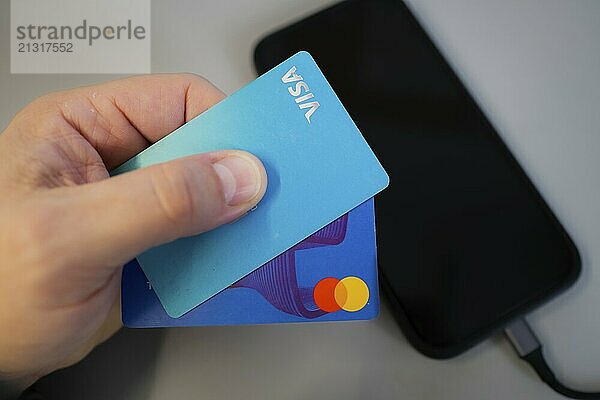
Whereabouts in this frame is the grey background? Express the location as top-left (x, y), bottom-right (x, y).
top-left (1, 0), bottom-right (599, 399)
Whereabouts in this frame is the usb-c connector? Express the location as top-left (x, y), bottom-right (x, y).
top-left (505, 317), bottom-right (600, 399)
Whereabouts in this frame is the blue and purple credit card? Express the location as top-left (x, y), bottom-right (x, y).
top-left (122, 198), bottom-right (378, 327)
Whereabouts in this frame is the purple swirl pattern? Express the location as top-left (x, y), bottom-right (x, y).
top-left (231, 214), bottom-right (349, 318)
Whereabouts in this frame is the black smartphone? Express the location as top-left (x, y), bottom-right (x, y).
top-left (253, 0), bottom-right (581, 358)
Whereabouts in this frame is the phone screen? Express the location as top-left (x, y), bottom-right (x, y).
top-left (254, 0), bottom-right (580, 357)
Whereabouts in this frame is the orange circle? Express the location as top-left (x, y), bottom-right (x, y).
top-left (313, 277), bottom-right (341, 312)
top-left (333, 280), bottom-right (348, 306)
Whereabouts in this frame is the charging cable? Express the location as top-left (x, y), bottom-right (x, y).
top-left (505, 318), bottom-right (600, 399)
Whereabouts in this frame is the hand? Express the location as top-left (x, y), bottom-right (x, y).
top-left (0, 74), bottom-right (267, 393)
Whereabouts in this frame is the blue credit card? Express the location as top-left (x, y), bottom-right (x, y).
top-left (122, 199), bottom-right (378, 327)
top-left (113, 51), bottom-right (389, 318)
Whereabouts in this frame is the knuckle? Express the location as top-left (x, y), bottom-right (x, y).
top-left (12, 95), bottom-right (53, 123)
top-left (11, 94), bottom-right (66, 137)
top-left (177, 73), bottom-right (225, 99)
top-left (33, 91), bottom-right (59, 105)
top-left (27, 93), bottom-right (62, 115)
top-left (150, 163), bottom-right (198, 232)
top-left (177, 72), bottom-right (206, 84)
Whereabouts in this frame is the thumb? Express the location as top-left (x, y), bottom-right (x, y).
top-left (59, 150), bottom-right (267, 267)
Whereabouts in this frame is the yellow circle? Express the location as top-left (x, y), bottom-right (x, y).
top-left (334, 276), bottom-right (369, 312)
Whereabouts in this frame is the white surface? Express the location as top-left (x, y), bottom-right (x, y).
top-left (1, 0), bottom-right (599, 399)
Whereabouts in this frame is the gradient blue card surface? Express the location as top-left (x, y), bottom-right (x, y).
top-left (113, 51), bottom-right (389, 317)
top-left (122, 199), bottom-right (378, 327)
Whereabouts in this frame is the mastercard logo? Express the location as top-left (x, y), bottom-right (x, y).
top-left (313, 276), bottom-right (369, 312)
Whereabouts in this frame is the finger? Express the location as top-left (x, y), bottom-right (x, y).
top-left (53, 150), bottom-right (267, 268)
top-left (22, 74), bottom-right (226, 170)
